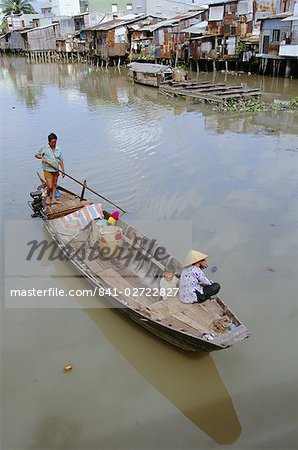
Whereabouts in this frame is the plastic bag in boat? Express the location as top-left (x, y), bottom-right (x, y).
top-left (97, 225), bottom-right (123, 257)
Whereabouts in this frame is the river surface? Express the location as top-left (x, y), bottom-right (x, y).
top-left (1, 56), bottom-right (298, 449)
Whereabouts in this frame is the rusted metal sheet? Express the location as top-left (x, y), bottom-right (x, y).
top-left (108, 29), bottom-right (115, 47)
top-left (268, 44), bottom-right (279, 55)
top-left (108, 43), bottom-right (126, 57)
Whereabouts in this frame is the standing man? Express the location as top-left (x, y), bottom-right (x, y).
top-left (35, 133), bottom-right (65, 205)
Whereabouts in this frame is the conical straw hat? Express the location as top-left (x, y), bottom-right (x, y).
top-left (182, 250), bottom-right (209, 267)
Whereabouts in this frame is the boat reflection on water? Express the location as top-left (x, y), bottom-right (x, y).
top-left (84, 306), bottom-right (241, 445)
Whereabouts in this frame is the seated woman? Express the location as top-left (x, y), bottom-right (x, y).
top-left (179, 250), bottom-right (220, 304)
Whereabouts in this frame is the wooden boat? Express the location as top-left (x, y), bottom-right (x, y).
top-left (29, 184), bottom-right (250, 352)
top-left (128, 62), bottom-right (174, 87)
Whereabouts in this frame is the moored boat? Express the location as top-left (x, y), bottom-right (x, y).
top-left (29, 183), bottom-right (250, 352)
top-left (128, 62), bottom-right (174, 87)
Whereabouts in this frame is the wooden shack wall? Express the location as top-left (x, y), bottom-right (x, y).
top-left (0, 36), bottom-right (6, 50)
top-left (7, 31), bottom-right (25, 50)
top-left (25, 25), bottom-right (58, 51)
top-left (108, 43), bottom-right (127, 56)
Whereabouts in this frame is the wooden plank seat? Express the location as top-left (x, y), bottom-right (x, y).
top-left (172, 311), bottom-right (210, 333)
top-left (98, 267), bottom-right (154, 307)
top-left (157, 315), bottom-right (201, 336)
top-left (44, 188), bottom-right (84, 220)
top-left (149, 296), bottom-right (187, 315)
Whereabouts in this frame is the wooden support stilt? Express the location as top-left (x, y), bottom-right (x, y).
top-left (277, 59), bottom-right (282, 77)
top-left (273, 59), bottom-right (276, 77)
top-left (285, 59), bottom-right (291, 78)
top-left (225, 60), bottom-right (228, 72)
top-left (213, 59), bottom-right (216, 72)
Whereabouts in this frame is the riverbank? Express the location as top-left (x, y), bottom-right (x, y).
top-left (1, 48), bottom-right (298, 79)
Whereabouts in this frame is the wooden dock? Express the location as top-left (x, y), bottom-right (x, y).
top-left (159, 80), bottom-right (261, 103)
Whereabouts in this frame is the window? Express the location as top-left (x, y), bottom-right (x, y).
top-left (126, 3), bottom-right (132, 9)
top-left (272, 29), bottom-right (280, 42)
top-left (111, 3), bottom-right (118, 12)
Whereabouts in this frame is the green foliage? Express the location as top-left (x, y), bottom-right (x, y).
top-left (216, 97), bottom-right (298, 113)
top-left (1, 20), bottom-right (8, 33)
top-left (290, 97), bottom-right (298, 107)
top-left (236, 40), bottom-right (246, 58)
top-left (0, 0), bottom-right (36, 17)
top-left (175, 64), bottom-right (188, 72)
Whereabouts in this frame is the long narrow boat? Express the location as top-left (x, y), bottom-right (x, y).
top-left (29, 184), bottom-right (250, 352)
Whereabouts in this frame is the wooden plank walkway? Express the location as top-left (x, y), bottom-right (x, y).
top-left (159, 80), bottom-right (261, 104)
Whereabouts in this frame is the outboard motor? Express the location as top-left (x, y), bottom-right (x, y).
top-left (29, 190), bottom-right (43, 218)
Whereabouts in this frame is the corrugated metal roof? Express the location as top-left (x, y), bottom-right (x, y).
top-left (205, 0), bottom-right (236, 4)
top-left (281, 15), bottom-right (298, 21)
top-left (170, 9), bottom-right (207, 20)
top-left (86, 19), bottom-right (127, 31)
top-left (258, 12), bottom-right (292, 21)
top-left (85, 15), bottom-right (146, 31)
top-left (181, 21), bottom-right (208, 33)
top-left (20, 23), bottom-right (59, 34)
top-left (128, 62), bottom-right (173, 74)
top-left (189, 34), bottom-right (214, 40)
top-left (242, 35), bottom-right (260, 43)
top-left (139, 9), bottom-right (206, 32)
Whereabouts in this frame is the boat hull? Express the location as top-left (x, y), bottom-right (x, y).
top-left (45, 222), bottom-right (222, 352)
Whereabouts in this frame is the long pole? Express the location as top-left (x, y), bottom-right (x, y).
top-left (44, 160), bottom-right (126, 213)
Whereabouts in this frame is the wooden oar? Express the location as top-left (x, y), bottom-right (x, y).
top-left (43, 160), bottom-right (126, 213)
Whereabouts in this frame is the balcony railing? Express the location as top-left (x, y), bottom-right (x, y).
top-left (279, 43), bottom-right (298, 56)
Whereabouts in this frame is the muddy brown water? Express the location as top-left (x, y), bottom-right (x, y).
top-left (1, 56), bottom-right (298, 449)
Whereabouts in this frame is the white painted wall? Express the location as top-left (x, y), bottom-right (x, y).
top-left (132, 0), bottom-right (191, 18)
top-left (279, 44), bottom-right (298, 56)
top-left (51, 0), bottom-right (80, 16)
